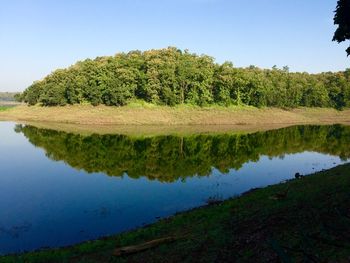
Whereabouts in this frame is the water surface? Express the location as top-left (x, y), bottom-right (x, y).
top-left (0, 122), bottom-right (349, 254)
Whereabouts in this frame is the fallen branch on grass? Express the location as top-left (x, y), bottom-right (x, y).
top-left (113, 236), bottom-right (183, 256)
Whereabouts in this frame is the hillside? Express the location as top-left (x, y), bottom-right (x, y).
top-left (18, 47), bottom-right (350, 109)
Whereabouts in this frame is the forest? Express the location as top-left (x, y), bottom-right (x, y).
top-left (16, 124), bottom-right (350, 182)
top-left (18, 47), bottom-right (350, 109)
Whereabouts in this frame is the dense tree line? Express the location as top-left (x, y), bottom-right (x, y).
top-left (16, 124), bottom-right (350, 182)
top-left (18, 48), bottom-right (350, 109)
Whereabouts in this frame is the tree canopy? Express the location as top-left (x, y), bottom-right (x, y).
top-left (333, 0), bottom-right (350, 56)
top-left (18, 47), bottom-right (350, 109)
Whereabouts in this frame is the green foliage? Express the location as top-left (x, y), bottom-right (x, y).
top-left (21, 47), bottom-right (350, 109)
top-left (333, 0), bottom-right (350, 55)
top-left (22, 82), bottom-right (43, 105)
top-left (13, 93), bottom-right (22, 102)
top-left (0, 106), bottom-right (11, 111)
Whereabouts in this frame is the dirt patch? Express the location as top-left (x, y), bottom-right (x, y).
top-left (0, 105), bottom-right (349, 130)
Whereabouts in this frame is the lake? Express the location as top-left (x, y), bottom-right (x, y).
top-left (0, 122), bottom-right (349, 255)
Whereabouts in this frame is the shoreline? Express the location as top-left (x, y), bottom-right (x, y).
top-left (0, 105), bottom-right (349, 134)
top-left (2, 163), bottom-right (350, 262)
top-left (8, 122), bottom-right (307, 136)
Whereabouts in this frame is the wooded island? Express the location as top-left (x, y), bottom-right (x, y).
top-left (18, 47), bottom-right (350, 109)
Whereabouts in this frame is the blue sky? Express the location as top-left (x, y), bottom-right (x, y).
top-left (0, 0), bottom-right (348, 91)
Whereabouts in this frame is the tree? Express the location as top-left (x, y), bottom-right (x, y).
top-left (14, 93), bottom-right (23, 102)
top-left (23, 82), bottom-right (43, 105)
top-left (333, 0), bottom-right (350, 56)
top-left (20, 47), bottom-right (350, 109)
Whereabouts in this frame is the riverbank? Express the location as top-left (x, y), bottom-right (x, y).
top-left (0, 105), bottom-right (349, 128)
top-left (2, 163), bottom-right (350, 262)
top-left (0, 101), bottom-right (22, 108)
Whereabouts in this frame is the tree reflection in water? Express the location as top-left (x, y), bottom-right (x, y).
top-left (16, 124), bottom-right (350, 182)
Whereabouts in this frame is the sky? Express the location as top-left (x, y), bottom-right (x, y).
top-left (0, 0), bottom-right (348, 92)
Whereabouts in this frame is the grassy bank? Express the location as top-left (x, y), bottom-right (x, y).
top-left (2, 163), bottom-right (350, 262)
top-left (0, 101), bottom-right (22, 107)
top-left (0, 106), bottom-right (13, 111)
top-left (0, 104), bottom-right (350, 128)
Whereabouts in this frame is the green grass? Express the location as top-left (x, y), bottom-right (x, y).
top-left (1, 104), bottom-right (350, 128)
top-left (1, 163), bottom-right (350, 262)
top-left (125, 100), bottom-right (257, 111)
top-left (0, 106), bottom-right (12, 111)
top-left (123, 99), bottom-right (159, 109)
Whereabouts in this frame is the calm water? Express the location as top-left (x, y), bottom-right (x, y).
top-left (0, 122), bottom-right (349, 255)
